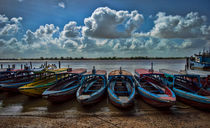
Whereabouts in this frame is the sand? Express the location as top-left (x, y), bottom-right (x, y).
top-left (0, 109), bottom-right (210, 128)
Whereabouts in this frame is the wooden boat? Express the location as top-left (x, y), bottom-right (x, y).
top-left (18, 69), bottom-right (66, 97)
top-left (107, 68), bottom-right (135, 108)
top-left (76, 67), bottom-right (107, 105)
top-left (160, 69), bottom-right (210, 109)
top-left (0, 70), bottom-right (37, 92)
top-left (134, 69), bottom-right (176, 108)
top-left (42, 68), bottom-right (87, 103)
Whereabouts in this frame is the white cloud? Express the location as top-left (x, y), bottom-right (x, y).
top-left (0, 15), bottom-right (23, 36)
top-left (60, 21), bottom-right (81, 39)
top-left (58, 2), bottom-right (65, 8)
top-left (82, 7), bottom-right (144, 38)
top-left (148, 12), bottom-right (210, 39)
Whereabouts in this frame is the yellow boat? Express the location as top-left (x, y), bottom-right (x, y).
top-left (19, 68), bottom-right (67, 97)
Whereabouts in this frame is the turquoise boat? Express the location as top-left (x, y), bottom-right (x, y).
top-left (160, 69), bottom-right (210, 109)
top-left (76, 67), bottom-right (107, 105)
top-left (107, 68), bottom-right (135, 108)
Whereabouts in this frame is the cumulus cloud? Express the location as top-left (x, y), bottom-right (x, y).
top-left (0, 15), bottom-right (23, 36)
top-left (60, 21), bottom-right (81, 39)
top-left (58, 2), bottom-right (65, 8)
top-left (82, 7), bottom-right (144, 38)
top-left (148, 12), bottom-right (210, 39)
top-left (0, 38), bottom-right (23, 57)
top-left (22, 24), bottom-right (59, 46)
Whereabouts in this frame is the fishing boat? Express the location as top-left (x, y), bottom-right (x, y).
top-left (189, 50), bottom-right (210, 71)
top-left (134, 68), bottom-right (176, 108)
top-left (19, 69), bottom-right (67, 97)
top-left (76, 67), bottom-right (107, 105)
top-left (160, 69), bottom-right (210, 109)
top-left (107, 68), bottom-right (135, 108)
top-left (42, 68), bottom-right (87, 103)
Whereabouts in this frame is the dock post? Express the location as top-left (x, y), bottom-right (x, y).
top-left (45, 61), bottom-right (48, 68)
top-left (186, 57), bottom-right (189, 70)
top-left (30, 62), bottom-right (32, 69)
top-left (1, 64), bottom-right (3, 69)
top-left (58, 61), bottom-right (61, 68)
top-left (12, 64), bottom-right (15, 69)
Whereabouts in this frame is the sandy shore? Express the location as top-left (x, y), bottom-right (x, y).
top-left (0, 109), bottom-right (210, 128)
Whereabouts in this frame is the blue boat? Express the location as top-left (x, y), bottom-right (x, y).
top-left (0, 70), bottom-right (36, 92)
top-left (134, 69), bottom-right (176, 108)
top-left (160, 69), bottom-right (210, 109)
top-left (42, 68), bottom-right (87, 103)
top-left (107, 68), bottom-right (135, 108)
top-left (189, 50), bottom-right (210, 71)
top-left (76, 67), bottom-right (107, 105)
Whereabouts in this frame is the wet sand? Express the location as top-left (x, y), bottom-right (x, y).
top-left (0, 109), bottom-right (209, 128)
top-left (0, 92), bottom-right (210, 128)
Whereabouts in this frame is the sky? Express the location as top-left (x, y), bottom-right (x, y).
top-left (0, 0), bottom-right (210, 58)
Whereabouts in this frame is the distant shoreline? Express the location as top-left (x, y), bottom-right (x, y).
top-left (0, 57), bottom-right (187, 61)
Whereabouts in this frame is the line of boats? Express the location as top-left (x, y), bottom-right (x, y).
top-left (0, 66), bottom-right (209, 109)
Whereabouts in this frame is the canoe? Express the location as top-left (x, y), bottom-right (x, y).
top-left (160, 69), bottom-right (210, 109)
top-left (42, 68), bottom-right (87, 103)
top-left (18, 70), bottom-right (66, 97)
top-left (134, 69), bottom-right (176, 108)
top-left (107, 69), bottom-right (135, 108)
top-left (76, 68), bottom-right (107, 105)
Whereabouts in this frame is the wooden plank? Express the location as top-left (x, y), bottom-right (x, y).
top-left (84, 70), bottom-right (107, 75)
top-left (109, 70), bottom-right (132, 76)
top-left (159, 69), bottom-right (180, 75)
top-left (135, 68), bottom-right (163, 76)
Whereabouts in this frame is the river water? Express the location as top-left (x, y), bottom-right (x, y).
top-left (1, 59), bottom-right (201, 117)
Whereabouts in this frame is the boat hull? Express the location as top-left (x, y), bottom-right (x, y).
top-left (137, 89), bottom-right (175, 108)
top-left (107, 88), bottom-right (134, 108)
top-left (0, 81), bottom-right (32, 93)
top-left (174, 88), bottom-right (210, 109)
top-left (43, 87), bottom-right (79, 103)
top-left (19, 84), bottom-right (52, 97)
top-left (77, 87), bottom-right (106, 105)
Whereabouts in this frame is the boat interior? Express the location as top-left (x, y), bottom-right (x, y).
top-left (81, 76), bottom-right (104, 95)
top-left (135, 75), bottom-right (165, 94)
top-left (48, 74), bottom-right (80, 91)
top-left (110, 76), bottom-right (133, 97)
top-left (174, 76), bottom-right (210, 96)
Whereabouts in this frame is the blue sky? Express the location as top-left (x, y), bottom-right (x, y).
top-left (0, 0), bottom-right (210, 58)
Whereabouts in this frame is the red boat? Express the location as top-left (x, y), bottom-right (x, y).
top-left (135, 69), bottom-right (176, 108)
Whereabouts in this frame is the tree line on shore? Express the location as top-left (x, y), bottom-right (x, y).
top-left (0, 56), bottom-right (186, 60)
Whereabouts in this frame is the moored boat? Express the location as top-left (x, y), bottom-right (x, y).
top-left (134, 69), bottom-right (176, 108)
top-left (42, 68), bottom-right (87, 103)
top-left (160, 69), bottom-right (210, 109)
top-left (76, 67), bottom-right (107, 105)
top-left (0, 70), bottom-right (38, 92)
top-left (107, 68), bottom-right (135, 108)
top-left (19, 69), bottom-right (67, 97)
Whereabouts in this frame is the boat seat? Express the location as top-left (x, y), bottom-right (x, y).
top-left (118, 96), bottom-right (129, 101)
top-left (114, 91), bottom-right (128, 94)
top-left (61, 80), bottom-right (77, 89)
top-left (86, 90), bottom-right (97, 92)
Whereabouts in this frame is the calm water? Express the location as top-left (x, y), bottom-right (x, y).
top-left (0, 59), bottom-right (197, 117)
